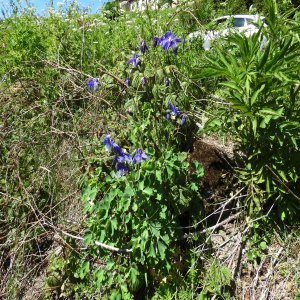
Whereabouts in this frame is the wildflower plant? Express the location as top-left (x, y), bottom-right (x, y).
top-left (2, 3), bottom-right (208, 299)
top-left (79, 26), bottom-right (202, 298)
top-left (104, 134), bottom-right (148, 176)
top-left (159, 31), bottom-right (182, 55)
top-left (151, 31), bottom-right (183, 55)
top-left (140, 40), bottom-right (148, 54)
top-left (127, 53), bottom-right (141, 68)
top-left (87, 78), bottom-right (99, 92)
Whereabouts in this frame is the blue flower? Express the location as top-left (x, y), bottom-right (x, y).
top-left (116, 163), bottom-right (130, 176)
top-left (104, 134), bottom-right (114, 151)
top-left (104, 135), bottom-right (123, 154)
top-left (132, 148), bottom-right (149, 164)
top-left (169, 103), bottom-right (180, 118)
top-left (153, 36), bottom-right (160, 47)
top-left (140, 40), bottom-right (148, 54)
top-left (113, 151), bottom-right (132, 165)
top-left (88, 78), bottom-right (99, 91)
top-left (127, 53), bottom-right (141, 68)
top-left (104, 135), bottom-right (148, 176)
top-left (181, 114), bottom-right (187, 126)
top-left (112, 142), bottom-right (123, 155)
top-left (167, 103), bottom-right (187, 125)
top-left (160, 31), bottom-right (182, 55)
top-left (125, 78), bottom-right (131, 87)
top-left (165, 78), bottom-right (170, 87)
top-left (141, 77), bottom-right (147, 87)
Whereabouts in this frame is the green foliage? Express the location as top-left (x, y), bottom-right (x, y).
top-left (201, 261), bottom-right (232, 299)
top-left (1, 0), bottom-right (299, 298)
top-left (55, 6), bottom-right (208, 295)
top-left (196, 0), bottom-right (300, 219)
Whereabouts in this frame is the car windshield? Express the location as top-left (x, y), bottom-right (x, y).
top-left (233, 18), bottom-right (245, 27)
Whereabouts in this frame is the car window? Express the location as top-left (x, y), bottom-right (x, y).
top-left (233, 18), bottom-right (245, 27)
top-left (216, 18), bottom-right (228, 25)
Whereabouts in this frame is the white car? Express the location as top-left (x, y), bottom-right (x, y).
top-left (188, 15), bottom-right (267, 50)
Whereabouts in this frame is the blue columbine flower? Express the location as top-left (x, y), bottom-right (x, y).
top-left (140, 40), bottom-right (148, 54)
top-left (104, 134), bottom-right (124, 154)
top-left (132, 148), bottom-right (149, 164)
top-left (153, 36), bottom-right (160, 47)
top-left (112, 149), bottom-right (132, 164)
top-left (165, 78), bottom-right (170, 87)
top-left (104, 135), bottom-right (149, 176)
top-left (127, 53), bottom-right (141, 67)
top-left (169, 103), bottom-right (180, 118)
top-left (88, 78), bottom-right (99, 92)
top-left (116, 163), bottom-right (130, 176)
top-left (141, 77), bottom-right (147, 87)
top-left (112, 142), bottom-right (123, 155)
top-left (125, 78), bottom-right (131, 87)
top-left (104, 134), bottom-right (114, 151)
top-left (166, 103), bottom-right (187, 125)
top-left (160, 31), bottom-right (182, 55)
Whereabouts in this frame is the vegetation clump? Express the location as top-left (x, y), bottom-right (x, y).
top-left (0, 0), bottom-right (299, 299)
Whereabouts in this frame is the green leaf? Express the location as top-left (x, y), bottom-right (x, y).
top-left (190, 182), bottom-right (198, 191)
top-left (250, 84), bottom-right (265, 106)
top-left (155, 170), bottom-right (162, 183)
top-left (220, 82), bottom-right (243, 94)
top-left (120, 197), bottom-right (131, 212)
top-left (124, 184), bottom-right (135, 197)
top-left (151, 225), bottom-right (160, 238)
top-left (78, 261), bottom-right (90, 279)
top-left (258, 42), bottom-right (271, 69)
top-left (110, 291), bottom-right (122, 300)
top-left (166, 165), bottom-right (174, 177)
top-left (199, 292), bottom-right (207, 300)
top-left (259, 107), bottom-right (283, 118)
top-left (277, 169), bottom-right (288, 182)
top-left (148, 243), bottom-right (156, 258)
top-left (132, 203), bottom-right (138, 212)
top-left (82, 185), bottom-right (98, 203)
top-left (259, 115), bottom-right (272, 128)
top-left (204, 117), bottom-right (222, 132)
top-left (129, 267), bottom-right (139, 287)
top-left (157, 240), bottom-right (167, 260)
top-left (194, 161), bottom-right (204, 178)
top-left (143, 187), bottom-right (154, 196)
top-left (259, 241), bottom-right (267, 251)
top-left (110, 218), bottom-right (118, 235)
top-left (94, 269), bottom-right (105, 286)
top-left (138, 181), bottom-right (144, 191)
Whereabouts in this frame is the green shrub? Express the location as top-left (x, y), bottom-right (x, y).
top-left (196, 0), bottom-right (300, 219)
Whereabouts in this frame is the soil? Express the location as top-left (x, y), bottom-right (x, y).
top-left (189, 138), bottom-right (236, 224)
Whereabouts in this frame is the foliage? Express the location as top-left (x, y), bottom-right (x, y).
top-left (1, 0), bottom-right (300, 298)
top-left (196, 0), bottom-right (300, 219)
